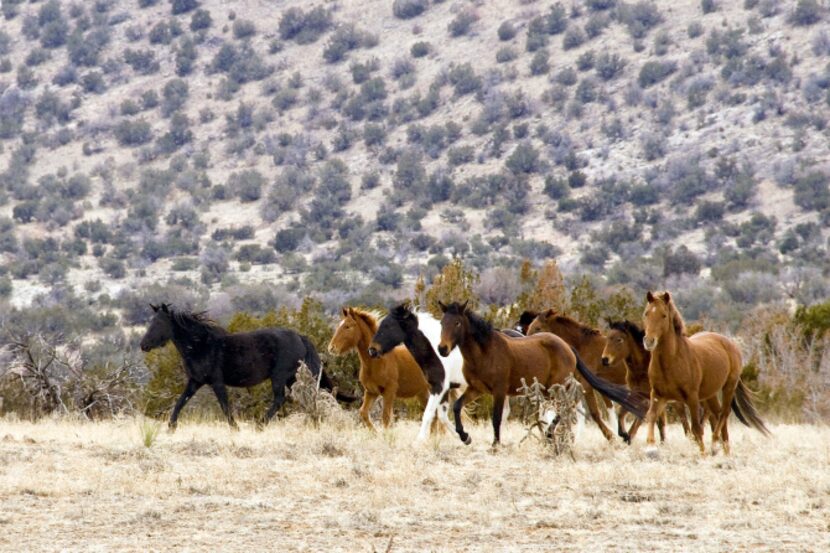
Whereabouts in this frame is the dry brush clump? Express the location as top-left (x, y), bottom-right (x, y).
top-left (516, 375), bottom-right (584, 459)
top-left (0, 332), bottom-right (142, 419)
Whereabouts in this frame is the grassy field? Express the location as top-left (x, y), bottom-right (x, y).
top-left (0, 416), bottom-right (828, 552)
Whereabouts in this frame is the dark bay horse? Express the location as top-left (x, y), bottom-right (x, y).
top-left (643, 291), bottom-right (770, 454)
top-left (140, 303), bottom-right (349, 429)
top-left (437, 301), bottom-right (647, 446)
top-left (368, 304), bottom-right (457, 441)
top-left (525, 309), bottom-right (630, 441)
top-left (329, 307), bottom-right (430, 431)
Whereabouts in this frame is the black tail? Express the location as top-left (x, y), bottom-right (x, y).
top-left (571, 347), bottom-right (649, 419)
top-left (300, 335), bottom-right (358, 404)
top-left (731, 379), bottom-right (771, 437)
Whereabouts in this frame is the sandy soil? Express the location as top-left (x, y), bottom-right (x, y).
top-left (0, 417), bottom-right (828, 552)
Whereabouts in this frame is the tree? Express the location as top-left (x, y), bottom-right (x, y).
top-left (423, 258), bottom-right (479, 318)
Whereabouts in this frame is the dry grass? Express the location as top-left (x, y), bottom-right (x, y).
top-left (0, 416), bottom-right (828, 552)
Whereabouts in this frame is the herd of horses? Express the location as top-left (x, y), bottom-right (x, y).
top-left (139, 291), bottom-right (770, 456)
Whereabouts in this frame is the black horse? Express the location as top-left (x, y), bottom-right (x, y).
top-left (139, 303), bottom-right (348, 430)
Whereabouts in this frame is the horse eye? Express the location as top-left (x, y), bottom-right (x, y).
top-left (455, 322), bottom-right (461, 327)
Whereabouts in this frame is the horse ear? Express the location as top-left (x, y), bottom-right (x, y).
top-left (150, 303), bottom-right (159, 312)
top-left (438, 301), bottom-right (447, 312)
top-left (161, 303), bottom-right (169, 313)
top-left (545, 308), bottom-right (555, 319)
top-left (662, 291), bottom-right (672, 303)
top-left (460, 300), bottom-right (469, 312)
top-left (341, 307), bottom-right (349, 318)
top-left (646, 291), bottom-right (655, 303)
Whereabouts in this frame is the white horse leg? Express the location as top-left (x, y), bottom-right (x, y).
top-left (607, 403), bottom-right (619, 435)
top-left (416, 394), bottom-right (440, 442)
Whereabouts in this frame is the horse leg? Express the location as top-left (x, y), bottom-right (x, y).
top-left (705, 397), bottom-right (722, 452)
top-left (416, 393), bottom-right (440, 442)
top-left (582, 385), bottom-right (615, 441)
top-left (626, 416), bottom-right (642, 443)
top-left (646, 393), bottom-right (667, 446)
top-left (359, 391), bottom-right (379, 431)
top-left (436, 390), bottom-right (456, 435)
top-left (657, 410), bottom-right (667, 442)
top-left (169, 379), bottom-right (202, 431)
top-left (453, 388), bottom-right (480, 446)
top-left (380, 387), bottom-right (397, 428)
top-left (686, 394), bottom-right (705, 455)
top-left (616, 405), bottom-right (630, 443)
top-left (491, 393), bottom-right (506, 447)
top-left (676, 403), bottom-right (691, 436)
top-left (265, 375), bottom-right (290, 422)
top-left (715, 382), bottom-right (738, 456)
top-left (211, 382), bottom-right (238, 430)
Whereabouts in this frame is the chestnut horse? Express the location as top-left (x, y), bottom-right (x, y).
top-left (643, 291), bottom-right (770, 454)
top-left (329, 307), bottom-right (430, 430)
top-left (526, 309), bottom-right (630, 441)
top-left (438, 301), bottom-right (646, 446)
top-left (602, 320), bottom-right (678, 442)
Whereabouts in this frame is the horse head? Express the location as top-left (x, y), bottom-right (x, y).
top-left (643, 291), bottom-right (676, 351)
top-left (437, 300), bottom-right (468, 357)
top-left (526, 308), bottom-right (557, 335)
top-left (329, 307), bottom-right (363, 355)
top-left (140, 303), bottom-right (174, 352)
top-left (515, 310), bottom-right (538, 335)
top-left (602, 320), bottom-right (631, 366)
top-left (368, 303), bottom-right (415, 358)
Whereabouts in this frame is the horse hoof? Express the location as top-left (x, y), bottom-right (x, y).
top-left (462, 435), bottom-right (472, 446)
top-left (620, 432), bottom-right (631, 445)
top-left (645, 446), bottom-right (660, 460)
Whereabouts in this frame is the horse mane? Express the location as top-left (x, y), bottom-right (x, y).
top-left (446, 302), bottom-right (493, 347)
top-left (348, 307), bottom-right (381, 333)
top-left (664, 299), bottom-right (686, 336)
top-left (552, 314), bottom-right (600, 337)
top-left (608, 319), bottom-right (645, 343)
top-left (167, 306), bottom-right (228, 338)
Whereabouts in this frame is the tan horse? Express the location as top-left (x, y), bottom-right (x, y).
top-left (642, 291), bottom-right (770, 454)
top-left (437, 302), bottom-right (645, 446)
top-left (602, 320), bottom-right (691, 442)
top-left (526, 310), bottom-right (632, 441)
top-left (328, 307), bottom-right (429, 430)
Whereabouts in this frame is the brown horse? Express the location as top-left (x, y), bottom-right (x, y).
top-left (602, 320), bottom-right (683, 442)
top-left (328, 307), bottom-right (429, 430)
top-left (642, 291), bottom-right (770, 454)
top-left (526, 309), bottom-right (631, 441)
top-left (437, 301), bottom-right (645, 446)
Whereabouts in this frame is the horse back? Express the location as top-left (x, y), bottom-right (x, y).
top-left (501, 332), bottom-right (575, 393)
top-left (688, 332), bottom-right (742, 395)
top-left (220, 328), bottom-right (307, 388)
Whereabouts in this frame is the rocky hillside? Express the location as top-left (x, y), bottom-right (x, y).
top-left (0, 0), bottom-right (829, 322)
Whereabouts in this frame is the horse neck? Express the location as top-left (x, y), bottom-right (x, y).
top-left (626, 336), bottom-right (650, 375)
top-left (457, 326), bottom-right (497, 369)
top-left (352, 319), bottom-right (377, 367)
top-left (403, 329), bottom-right (441, 371)
top-left (652, 325), bottom-right (685, 368)
top-left (554, 321), bottom-right (603, 352)
top-left (170, 317), bottom-right (216, 360)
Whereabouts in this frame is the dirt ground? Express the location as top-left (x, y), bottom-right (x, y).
top-left (0, 416), bottom-right (828, 552)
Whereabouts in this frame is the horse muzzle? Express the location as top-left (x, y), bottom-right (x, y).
top-left (437, 344), bottom-right (450, 357)
top-left (601, 356), bottom-right (610, 366)
top-left (139, 343), bottom-right (151, 353)
top-left (643, 337), bottom-right (657, 352)
top-left (367, 346), bottom-right (381, 359)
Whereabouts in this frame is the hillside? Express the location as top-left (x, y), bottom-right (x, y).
top-left (0, 0), bottom-right (829, 321)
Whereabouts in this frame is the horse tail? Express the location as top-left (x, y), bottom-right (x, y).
top-left (731, 379), bottom-right (771, 437)
top-left (301, 335), bottom-right (358, 404)
top-left (299, 335), bottom-right (322, 375)
top-left (570, 347), bottom-right (649, 420)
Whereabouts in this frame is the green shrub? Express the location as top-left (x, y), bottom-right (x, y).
top-left (279, 6), bottom-right (332, 44)
top-left (498, 21), bottom-right (516, 41)
top-left (638, 60), bottom-right (676, 87)
top-left (392, 0), bottom-right (428, 19)
top-left (114, 119), bottom-right (152, 146)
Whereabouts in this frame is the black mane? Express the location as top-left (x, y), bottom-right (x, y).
top-left (608, 319), bottom-right (645, 343)
top-left (446, 302), bottom-right (493, 347)
top-left (167, 305), bottom-right (228, 340)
